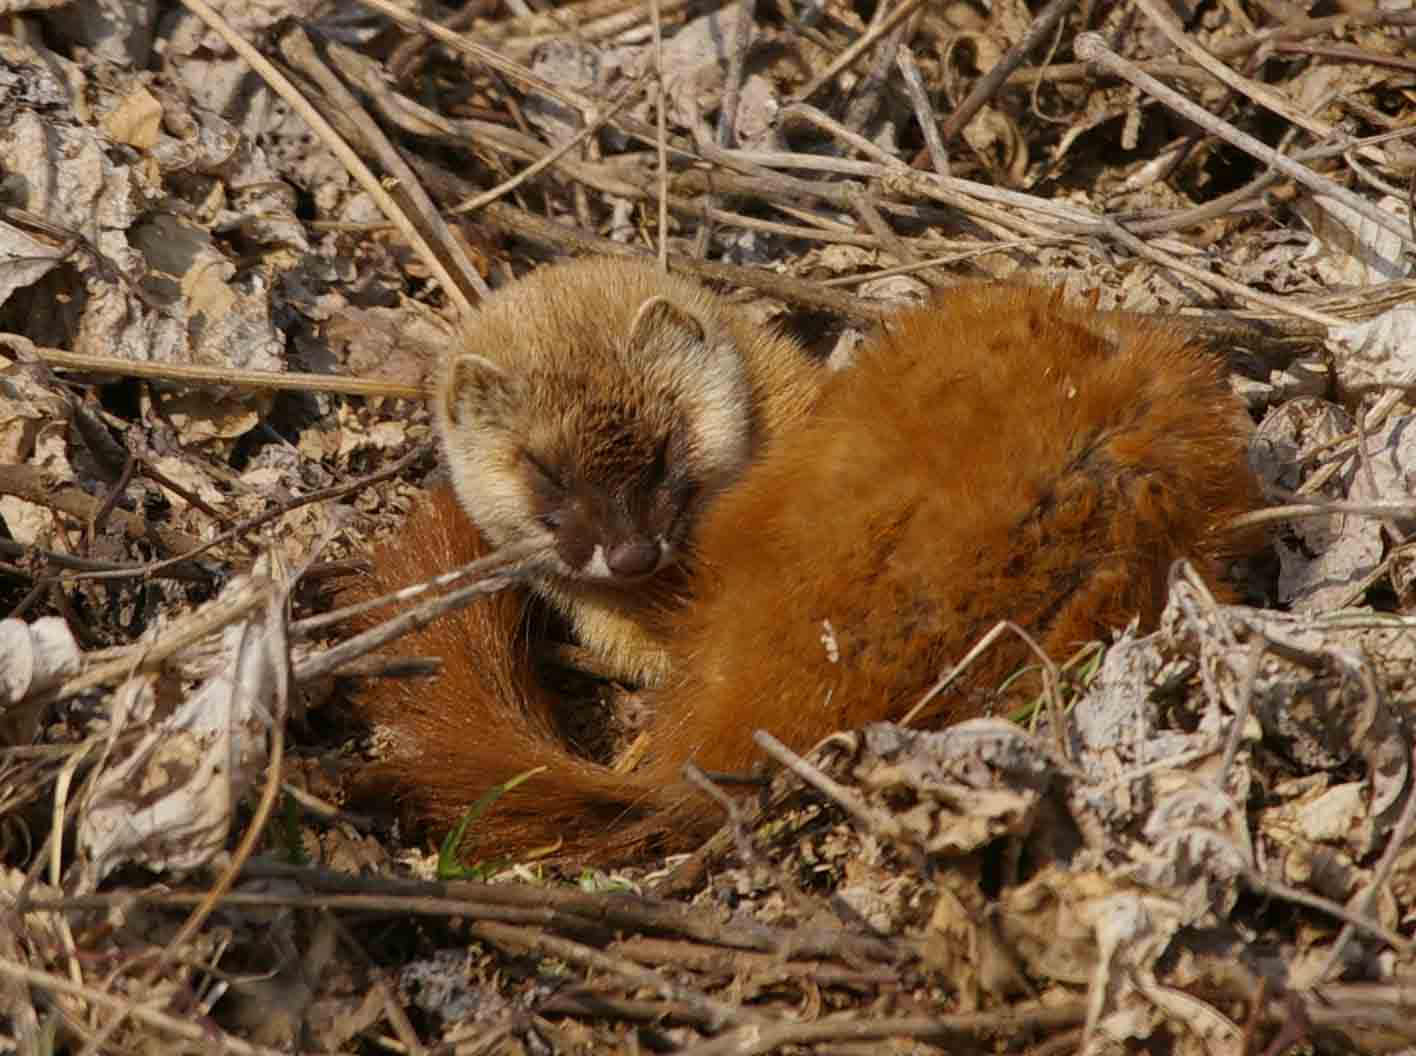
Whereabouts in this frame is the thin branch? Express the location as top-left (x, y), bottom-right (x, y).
top-left (937, 0), bottom-right (1079, 144)
top-left (175, 0), bottom-right (475, 318)
top-left (1074, 33), bottom-right (1416, 254)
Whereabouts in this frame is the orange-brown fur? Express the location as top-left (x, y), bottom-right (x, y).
top-left (351, 489), bottom-right (677, 840)
top-left (351, 284), bottom-right (1260, 862)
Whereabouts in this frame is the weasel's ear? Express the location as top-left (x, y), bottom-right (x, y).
top-left (442, 353), bottom-right (514, 426)
top-left (627, 295), bottom-right (709, 356)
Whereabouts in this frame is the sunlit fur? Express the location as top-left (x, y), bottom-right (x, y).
top-left (353, 283), bottom-right (1261, 862)
top-left (350, 488), bottom-right (629, 841)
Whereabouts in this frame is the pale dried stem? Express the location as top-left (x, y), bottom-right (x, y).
top-left (1074, 33), bottom-right (1416, 254)
top-left (896, 44), bottom-right (950, 175)
top-left (27, 348), bottom-right (427, 400)
top-left (292, 542), bottom-right (552, 684)
top-left (280, 29), bottom-right (490, 303)
top-left (936, 0), bottom-right (1078, 144)
top-left (792, 0), bottom-right (927, 103)
top-left (1131, 0), bottom-right (1387, 166)
top-left (175, 0), bottom-right (475, 318)
top-left (453, 76), bottom-right (651, 215)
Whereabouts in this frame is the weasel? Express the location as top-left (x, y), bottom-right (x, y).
top-left (434, 256), bottom-right (819, 686)
top-left (351, 278), bottom-right (1260, 863)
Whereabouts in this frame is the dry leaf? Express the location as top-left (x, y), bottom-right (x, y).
top-left (1296, 193), bottom-right (1411, 287)
top-left (853, 721), bottom-right (1052, 855)
top-left (100, 85), bottom-right (163, 150)
top-left (0, 353), bottom-right (71, 465)
top-left (1329, 304), bottom-right (1416, 397)
top-left (76, 561), bottom-right (288, 887)
top-left (0, 616), bottom-right (81, 743)
top-left (1252, 398), bottom-right (1382, 611)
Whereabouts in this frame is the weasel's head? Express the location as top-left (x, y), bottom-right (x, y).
top-left (437, 288), bottom-right (755, 586)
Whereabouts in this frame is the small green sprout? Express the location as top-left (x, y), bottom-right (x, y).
top-left (436, 766), bottom-right (548, 881)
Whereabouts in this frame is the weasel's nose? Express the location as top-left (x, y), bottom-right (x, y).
top-left (606, 540), bottom-right (660, 578)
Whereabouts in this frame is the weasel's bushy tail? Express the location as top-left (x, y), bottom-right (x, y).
top-left (345, 489), bottom-right (698, 861)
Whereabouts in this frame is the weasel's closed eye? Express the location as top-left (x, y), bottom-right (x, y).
top-left (647, 434), bottom-right (672, 486)
top-left (668, 477), bottom-right (699, 508)
top-left (523, 450), bottom-right (566, 492)
top-left (663, 477), bottom-right (701, 528)
top-left (523, 451), bottom-right (568, 531)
